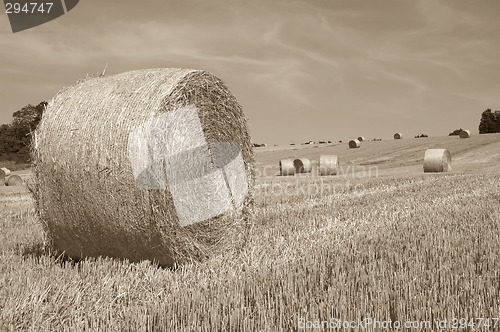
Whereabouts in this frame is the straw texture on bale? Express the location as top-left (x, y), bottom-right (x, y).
top-left (348, 139), bottom-right (360, 148)
top-left (6, 174), bottom-right (23, 186)
top-left (293, 158), bottom-right (312, 173)
top-left (459, 130), bottom-right (471, 138)
top-left (31, 68), bottom-right (255, 267)
top-left (1, 167), bottom-right (11, 176)
top-left (394, 133), bottom-right (403, 139)
top-left (357, 136), bottom-right (365, 142)
top-left (423, 149), bottom-right (452, 173)
top-left (319, 155), bottom-right (339, 176)
top-left (280, 159), bottom-right (295, 176)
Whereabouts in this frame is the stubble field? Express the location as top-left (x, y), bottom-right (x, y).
top-left (1, 134), bottom-right (499, 331)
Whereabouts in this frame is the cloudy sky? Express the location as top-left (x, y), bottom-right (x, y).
top-left (1, 0), bottom-right (499, 144)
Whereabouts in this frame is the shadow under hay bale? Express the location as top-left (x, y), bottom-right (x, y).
top-left (423, 148), bottom-right (452, 173)
top-left (293, 158), bottom-right (312, 173)
top-left (459, 130), bottom-right (471, 138)
top-left (279, 159), bottom-right (295, 176)
top-left (319, 155), bottom-right (338, 176)
top-left (394, 133), bottom-right (403, 139)
top-left (6, 174), bottom-right (23, 186)
top-left (348, 139), bottom-right (360, 148)
top-left (31, 68), bottom-right (255, 268)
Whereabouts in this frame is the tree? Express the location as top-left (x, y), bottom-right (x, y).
top-left (495, 110), bottom-right (500, 133)
top-left (478, 109), bottom-right (497, 134)
top-left (0, 101), bottom-right (46, 162)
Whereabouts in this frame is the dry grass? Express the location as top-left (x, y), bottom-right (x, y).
top-left (1, 135), bottom-right (500, 331)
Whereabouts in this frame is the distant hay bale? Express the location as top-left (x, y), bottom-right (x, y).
top-left (0, 167), bottom-right (11, 176)
top-left (348, 139), bottom-right (360, 148)
top-left (293, 158), bottom-right (312, 173)
top-left (280, 159), bottom-right (295, 176)
top-left (357, 136), bottom-right (365, 142)
top-left (6, 174), bottom-right (23, 186)
top-left (423, 149), bottom-right (452, 173)
top-left (319, 155), bottom-right (339, 176)
top-left (459, 130), bottom-right (471, 138)
top-left (31, 68), bottom-right (255, 267)
top-left (394, 133), bottom-right (403, 139)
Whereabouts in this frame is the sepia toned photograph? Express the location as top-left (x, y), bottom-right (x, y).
top-left (1, 0), bottom-right (499, 331)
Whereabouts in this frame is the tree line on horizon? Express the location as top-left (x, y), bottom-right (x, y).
top-left (478, 109), bottom-right (500, 134)
top-left (0, 105), bottom-right (499, 164)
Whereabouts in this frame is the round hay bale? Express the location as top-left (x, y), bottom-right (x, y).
top-left (357, 136), bottom-right (365, 142)
top-left (348, 139), bottom-right (360, 148)
top-left (280, 159), bottom-right (295, 176)
top-left (0, 169), bottom-right (5, 186)
top-left (394, 133), bottom-right (403, 139)
top-left (0, 167), bottom-right (11, 176)
top-left (319, 155), bottom-right (338, 176)
top-left (6, 174), bottom-right (23, 186)
top-left (293, 158), bottom-right (312, 173)
top-left (32, 68), bottom-right (255, 267)
top-left (423, 149), bottom-right (452, 173)
top-left (459, 130), bottom-right (471, 138)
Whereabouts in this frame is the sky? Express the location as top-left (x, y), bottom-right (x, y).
top-left (1, 0), bottom-right (499, 145)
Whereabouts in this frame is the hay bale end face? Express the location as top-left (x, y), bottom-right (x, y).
top-left (280, 159), bottom-right (295, 176)
top-left (0, 167), bottom-right (11, 176)
top-left (423, 148), bottom-right (452, 173)
top-left (32, 68), bottom-right (255, 267)
top-left (293, 158), bottom-right (312, 173)
top-left (6, 174), bottom-right (23, 186)
top-left (357, 136), bottom-right (365, 142)
top-left (459, 130), bottom-right (471, 138)
top-left (348, 139), bottom-right (360, 148)
top-left (394, 133), bottom-right (403, 139)
top-left (319, 155), bottom-right (339, 176)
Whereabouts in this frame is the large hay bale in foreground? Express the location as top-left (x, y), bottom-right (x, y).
top-left (423, 149), bottom-right (452, 173)
top-left (319, 155), bottom-right (339, 176)
top-left (348, 139), bottom-right (360, 148)
top-left (6, 174), bottom-right (23, 186)
top-left (279, 159), bottom-right (295, 176)
top-left (357, 136), bottom-right (365, 142)
top-left (459, 130), bottom-right (471, 138)
top-left (32, 68), bottom-right (255, 267)
top-left (394, 133), bottom-right (403, 139)
top-left (293, 158), bottom-right (312, 173)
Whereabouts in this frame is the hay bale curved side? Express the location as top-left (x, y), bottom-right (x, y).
top-left (32, 68), bottom-right (255, 267)
top-left (394, 133), bottom-right (403, 139)
top-left (423, 148), bottom-right (452, 173)
top-left (348, 139), bottom-right (360, 148)
top-left (293, 158), bottom-right (312, 173)
top-left (6, 174), bottom-right (23, 186)
top-left (459, 130), bottom-right (471, 138)
top-left (357, 136), bottom-right (365, 142)
top-left (279, 159), bottom-right (295, 176)
top-left (319, 155), bottom-right (338, 176)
